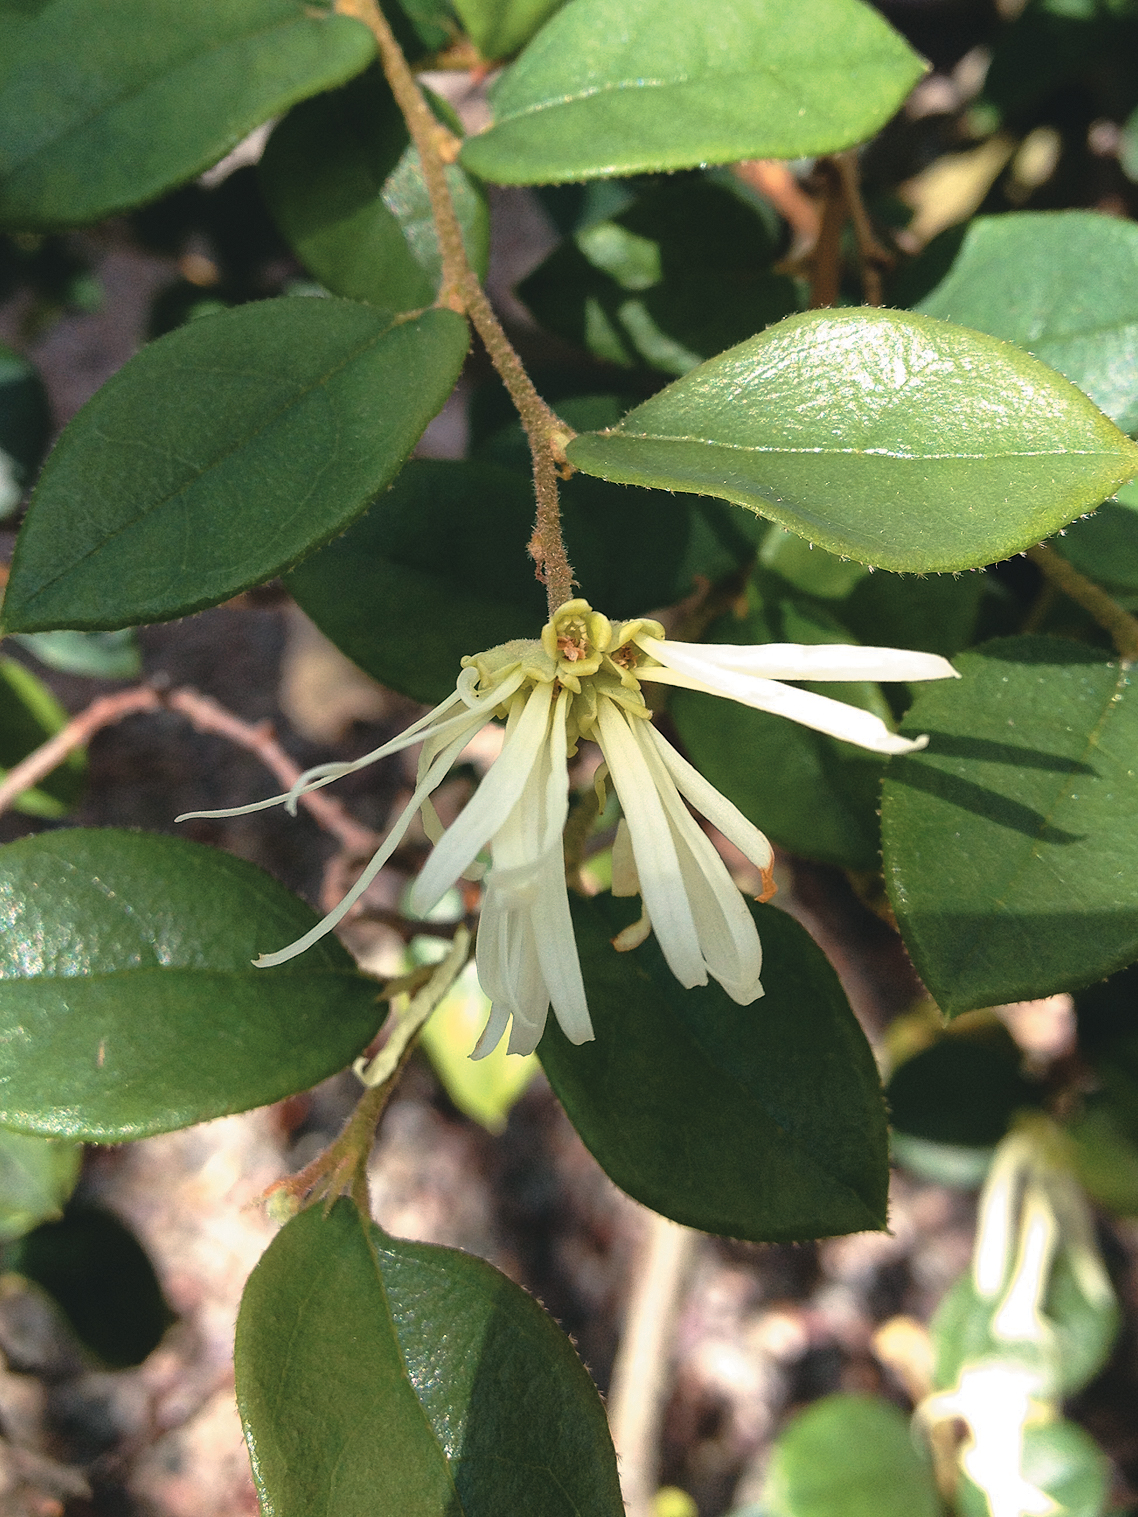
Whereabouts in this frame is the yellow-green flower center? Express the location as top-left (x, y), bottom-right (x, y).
top-left (460, 599), bottom-right (665, 750)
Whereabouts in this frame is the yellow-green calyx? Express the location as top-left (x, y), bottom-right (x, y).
top-left (460, 599), bottom-right (664, 752)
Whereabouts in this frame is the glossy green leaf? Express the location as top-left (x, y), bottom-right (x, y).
top-left (459, 0), bottom-right (925, 184)
top-left (0, 655), bottom-right (85, 817)
top-left (758, 527), bottom-right (871, 602)
top-left (539, 895), bottom-right (888, 1242)
top-left (236, 1198), bottom-right (623, 1517)
top-left (565, 309), bottom-right (1138, 573)
top-left (762, 1394), bottom-right (940, 1517)
top-left (0, 340), bottom-right (49, 518)
top-left (519, 176), bottom-right (797, 374)
top-left (0, 0), bottom-right (375, 230)
top-left (0, 829), bottom-right (384, 1140)
top-left (915, 212), bottom-right (1138, 435)
top-left (883, 637), bottom-right (1138, 1015)
top-left (6, 1203), bottom-right (173, 1367)
top-left (453, 0), bottom-right (566, 57)
top-left (260, 65), bottom-right (488, 311)
top-left (0, 1130), bottom-right (80, 1242)
top-left (1, 298), bottom-right (469, 634)
top-left (286, 455), bottom-right (758, 705)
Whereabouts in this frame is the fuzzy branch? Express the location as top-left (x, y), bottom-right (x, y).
top-left (1028, 542), bottom-right (1138, 663)
top-left (0, 683), bottom-right (379, 854)
top-left (335, 0), bottom-right (577, 612)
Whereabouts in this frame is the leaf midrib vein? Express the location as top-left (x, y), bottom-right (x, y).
top-left (19, 314), bottom-right (413, 611)
top-left (7, 12), bottom-right (314, 182)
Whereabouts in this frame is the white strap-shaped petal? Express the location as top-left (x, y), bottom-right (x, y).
top-left (646, 724), bottom-right (774, 877)
top-left (176, 679), bottom-right (515, 825)
top-left (638, 634), bottom-right (958, 684)
top-left (529, 839), bottom-right (592, 1047)
top-left (485, 686), bottom-right (571, 886)
top-left (411, 680), bottom-right (557, 917)
top-left (473, 882), bottom-right (550, 1057)
top-left (595, 701), bottom-right (706, 990)
top-left (636, 729), bottom-right (764, 1004)
top-left (638, 659), bottom-right (928, 755)
top-left (252, 708), bottom-right (492, 968)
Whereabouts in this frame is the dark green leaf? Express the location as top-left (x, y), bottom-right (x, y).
top-left (565, 309), bottom-right (1138, 573)
top-left (887, 1039), bottom-right (1035, 1146)
top-left (236, 1198), bottom-right (623, 1517)
top-left (1, 298), bottom-right (469, 634)
top-left (668, 600), bottom-right (884, 871)
top-left (0, 655), bottom-right (85, 817)
top-left (839, 566), bottom-right (986, 661)
top-left (539, 894), bottom-right (889, 1242)
top-left (453, 0), bottom-right (566, 57)
top-left (915, 212), bottom-right (1138, 435)
top-left (6, 1203), bottom-right (173, 1367)
top-left (0, 1130), bottom-right (80, 1243)
top-left (0, 829), bottom-right (384, 1140)
top-left (519, 176), bottom-right (797, 374)
top-left (758, 527), bottom-right (871, 602)
top-left (389, 0), bottom-right (456, 55)
top-left (287, 459), bottom-right (547, 704)
top-left (260, 65), bottom-right (488, 311)
top-left (286, 455), bottom-right (759, 705)
top-left (0, 0), bottom-right (52, 78)
top-left (0, 340), bottom-right (49, 516)
top-left (883, 637), bottom-right (1138, 1015)
top-left (0, 0), bottom-right (376, 229)
top-left (762, 1394), bottom-right (941, 1517)
top-left (459, 0), bottom-right (925, 184)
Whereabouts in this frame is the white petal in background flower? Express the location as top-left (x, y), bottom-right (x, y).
top-left (178, 600), bottom-right (958, 1059)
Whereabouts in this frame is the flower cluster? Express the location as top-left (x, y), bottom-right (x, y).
top-left (180, 600), bottom-right (956, 1057)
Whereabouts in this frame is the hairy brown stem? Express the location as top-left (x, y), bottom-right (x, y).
top-left (0, 683), bottom-right (380, 853)
top-left (269, 952), bottom-right (456, 1214)
top-left (807, 158), bottom-right (846, 309)
top-left (0, 686), bottom-right (160, 816)
top-left (336, 0), bottom-right (576, 613)
top-left (832, 152), bottom-right (892, 307)
top-left (1027, 542), bottom-right (1138, 662)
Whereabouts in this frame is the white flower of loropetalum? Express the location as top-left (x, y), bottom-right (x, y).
top-left (178, 600), bottom-right (957, 1058)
